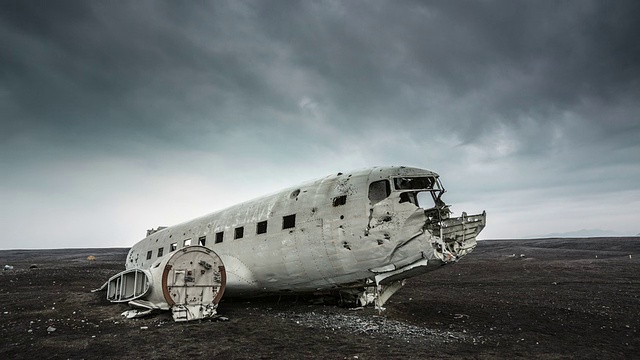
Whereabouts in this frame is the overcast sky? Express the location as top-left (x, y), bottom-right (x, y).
top-left (1, 0), bottom-right (639, 249)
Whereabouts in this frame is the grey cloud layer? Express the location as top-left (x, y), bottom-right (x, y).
top-left (1, 0), bottom-right (639, 245)
top-left (3, 1), bottom-right (638, 146)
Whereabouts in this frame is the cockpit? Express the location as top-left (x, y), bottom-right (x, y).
top-left (368, 176), bottom-right (446, 210)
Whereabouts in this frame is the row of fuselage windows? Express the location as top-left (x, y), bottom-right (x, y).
top-left (143, 193), bottom-right (353, 261)
top-left (144, 214), bottom-right (297, 260)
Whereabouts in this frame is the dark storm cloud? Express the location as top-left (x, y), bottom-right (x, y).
top-left (252, 1), bottom-right (640, 141)
top-left (1, 2), bottom-right (215, 141)
top-left (1, 0), bottom-right (639, 246)
top-left (2, 0), bottom-right (638, 149)
top-left (0, 2), bottom-right (280, 152)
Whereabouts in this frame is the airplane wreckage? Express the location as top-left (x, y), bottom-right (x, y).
top-left (95, 166), bottom-right (486, 321)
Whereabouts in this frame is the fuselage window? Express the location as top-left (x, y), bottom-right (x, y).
top-left (399, 192), bottom-right (418, 205)
top-left (368, 180), bottom-right (391, 204)
top-left (170, 242), bottom-right (177, 251)
top-left (198, 236), bottom-right (206, 246)
top-left (146, 250), bottom-right (152, 260)
top-left (157, 247), bottom-right (164, 257)
top-left (333, 195), bottom-right (347, 206)
top-left (183, 239), bottom-right (192, 247)
top-left (283, 214), bottom-right (296, 229)
top-left (256, 220), bottom-right (267, 234)
top-left (235, 226), bottom-right (244, 239)
top-left (215, 231), bottom-right (224, 244)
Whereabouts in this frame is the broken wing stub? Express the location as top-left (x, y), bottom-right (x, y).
top-left (94, 246), bottom-right (226, 322)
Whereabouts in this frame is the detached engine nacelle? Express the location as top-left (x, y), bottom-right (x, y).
top-left (95, 246), bottom-right (226, 321)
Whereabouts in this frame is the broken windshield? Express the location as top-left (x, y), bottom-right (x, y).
top-left (399, 191), bottom-right (437, 208)
top-left (393, 177), bottom-right (436, 191)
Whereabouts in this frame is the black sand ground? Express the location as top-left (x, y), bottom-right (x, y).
top-left (1, 238), bottom-right (638, 359)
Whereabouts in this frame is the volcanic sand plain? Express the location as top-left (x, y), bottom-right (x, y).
top-left (1, 237), bottom-right (639, 359)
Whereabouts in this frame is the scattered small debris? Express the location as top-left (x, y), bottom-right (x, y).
top-left (47, 326), bottom-right (56, 333)
top-left (122, 309), bottom-right (153, 319)
top-left (274, 311), bottom-right (476, 344)
top-left (140, 326), bottom-right (149, 330)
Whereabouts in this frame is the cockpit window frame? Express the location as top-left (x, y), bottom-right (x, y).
top-left (392, 176), bottom-right (440, 191)
top-left (368, 179), bottom-right (391, 204)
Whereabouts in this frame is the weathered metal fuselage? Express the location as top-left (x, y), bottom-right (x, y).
top-left (120, 167), bottom-right (485, 310)
top-left (97, 167), bottom-right (485, 320)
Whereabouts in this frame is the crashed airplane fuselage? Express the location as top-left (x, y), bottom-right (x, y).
top-left (98, 166), bottom-right (486, 321)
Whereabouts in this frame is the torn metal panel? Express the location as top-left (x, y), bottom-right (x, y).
top-left (95, 246), bottom-right (225, 322)
top-left (432, 211), bottom-right (486, 262)
top-left (102, 269), bottom-right (150, 303)
top-left (356, 279), bottom-right (406, 310)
